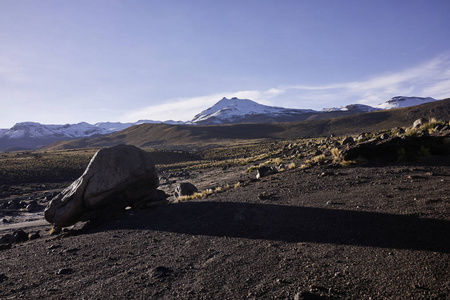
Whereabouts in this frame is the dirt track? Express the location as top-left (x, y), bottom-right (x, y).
top-left (1, 163), bottom-right (450, 299)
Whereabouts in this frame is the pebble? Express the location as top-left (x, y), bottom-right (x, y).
top-left (151, 266), bottom-right (173, 279)
top-left (57, 268), bottom-right (74, 275)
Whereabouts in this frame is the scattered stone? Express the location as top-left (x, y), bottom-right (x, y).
top-left (57, 268), bottom-right (74, 275)
top-left (294, 291), bottom-right (326, 300)
top-left (256, 166), bottom-right (278, 179)
top-left (0, 244), bottom-right (12, 251)
top-left (356, 133), bottom-right (367, 141)
top-left (26, 201), bottom-right (40, 212)
top-left (320, 171), bottom-right (334, 177)
top-left (151, 266), bottom-right (173, 279)
top-left (28, 232), bottom-right (40, 240)
top-left (434, 124), bottom-right (445, 132)
top-left (0, 234), bottom-right (14, 244)
top-left (47, 244), bottom-right (61, 250)
top-left (258, 191), bottom-right (272, 200)
top-left (13, 229), bottom-right (28, 243)
top-left (397, 128), bottom-right (406, 135)
top-left (0, 273), bottom-right (8, 283)
top-left (342, 136), bottom-right (354, 145)
top-left (413, 118), bottom-right (428, 128)
top-left (342, 136), bottom-right (450, 162)
top-left (44, 145), bottom-right (163, 228)
top-left (174, 182), bottom-right (198, 198)
top-left (50, 226), bottom-right (62, 235)
top-left (380, 133), bottom-right (390, 140)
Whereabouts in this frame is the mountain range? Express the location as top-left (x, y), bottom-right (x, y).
top-left (0, 96), bottom-right (440, 151)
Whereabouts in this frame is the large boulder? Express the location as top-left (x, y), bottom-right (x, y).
top-left (45, 145), bottom-right (163, 228)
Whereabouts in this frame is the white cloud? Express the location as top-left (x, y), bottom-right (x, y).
top-left (122, 88), bottom-right (286, 122)
top-left (281, 52), bottom-right (450, 108)
top-left (122, 52), bottom-right (450, 122)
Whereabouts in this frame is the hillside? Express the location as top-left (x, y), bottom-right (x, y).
top-left (45, 98), bottom-right (450, 151)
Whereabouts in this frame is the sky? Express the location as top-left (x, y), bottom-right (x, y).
top-left (1, 0), bottom-right (450, 128)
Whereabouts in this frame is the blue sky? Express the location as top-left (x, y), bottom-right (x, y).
top-left (1, 0), bottom-right (450, 128)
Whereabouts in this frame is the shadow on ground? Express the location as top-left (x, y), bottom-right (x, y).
top-left (93, 201), bottom-right (450, 253)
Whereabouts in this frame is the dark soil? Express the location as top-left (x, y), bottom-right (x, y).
top-left (1, 163), bottom-right (450, 299)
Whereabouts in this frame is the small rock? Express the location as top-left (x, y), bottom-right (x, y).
top-left (13, 229), bottom-right (28, 243)
top-left (0, 234), bottom-right (14, 244)
top-left (256, 166), bottom-right (278, 179)
top-left (413, 118), bottom-right (428, 128)
top-left (0, 244), bottom-right (12, 251)
top-left (28, 232), bottom-right (40, 240)
top-left (57, 268), bottom-right (74, 275)
top-left (0, 273), bottom-right (8, 283)
top-left (47, 244), bottom-right (61, 250)
top-left (258, 192), bottom-right (272, 200)
top-left (342, 136), bottom-right (354, 145)
top-left (380, 133), bottom-right (390, 140)
top-left (151, 266), bottom-right (173, 279)
top-left (26, 201), bottom-right (40, 212)
top-left (320, 171), bottom-right (334, 177)
top-left (295, 291), bottom-right (326, 300)
top-left (50, 226), bottom-right (62, 235)
top-left (174, 182), bottom-right (198, 198)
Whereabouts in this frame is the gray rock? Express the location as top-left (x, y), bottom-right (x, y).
top-left (413, 118), bottom-right (428, 128)
top-left (28, 232), bottom-right (40, 240)
top-left (44, 145), bottom-right (161, 228)
top-left (380, 133), bottom-right (390, 140)
top-left (13, 229), bottom-right (28, 243)
top-left (26, 201), bottom-right (40, 212)
top-left (256, 166), bottom-right (278, 179)
top-left (57, 268), bottom-right (74, 275)
top-left (174, 182), bottom-right (198, 198)
top-left (342, 136), bottom-right (354, 145)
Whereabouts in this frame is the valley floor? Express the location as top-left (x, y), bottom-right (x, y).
top-left (1, 163), bottom-right (449, 299)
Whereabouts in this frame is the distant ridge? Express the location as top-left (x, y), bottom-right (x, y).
top-left (0, 96), bottom-right (442, 151)
top-left (44, 98), bottom-right (450, 151)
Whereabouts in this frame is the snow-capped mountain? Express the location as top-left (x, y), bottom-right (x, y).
top-left (0, 95), bottom-right (441, 150)
top-left (189, 97), bottom-right (316, 125)
top-left (0, 121), bottom-right (130, 140)
top-left (0, 120), bottom-right (163, 151)
top-left (322, 104), bottom-right (380, 113)
top-left (376, 96), bottom-right (436, 110)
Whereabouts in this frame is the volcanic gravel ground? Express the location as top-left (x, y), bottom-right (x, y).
top-left (1, 164), bottom-right (450, 299)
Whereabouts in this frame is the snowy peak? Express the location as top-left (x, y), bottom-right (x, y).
top-left (376, 96), bottom-right (436, 110)
top-left (0, 122), bottom-right (111, 139)
top-left (0, 121), bottom-right (152, 140)
top-left (323, 104), bottom-right (380, 113)
top-left (190, 97), bottom-right (314, 124)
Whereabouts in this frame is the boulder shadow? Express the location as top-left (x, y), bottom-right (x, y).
top-left (100, 201), bottom-right (450, 253)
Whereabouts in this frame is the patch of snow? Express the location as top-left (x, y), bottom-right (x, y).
top-left (376, 96), bottom-right (436, 110)
top-left (323, 104), bottom-right (380, 112)
top-left (190, 97), bottom-right (315, 124)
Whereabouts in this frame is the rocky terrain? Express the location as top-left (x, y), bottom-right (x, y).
top-left (1, 119), bottom-right (450, 299)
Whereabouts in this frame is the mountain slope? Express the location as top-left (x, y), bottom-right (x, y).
top-left (0, 95), bottom-right (442, 151)
top-left (376, 96), bottom-right (436, 109)
top-left (45, 98), bottom-right (450, 151)
top-left (189, 97), bottom-right (316, 125)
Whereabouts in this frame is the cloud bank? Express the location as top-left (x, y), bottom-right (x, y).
top-left (124, 52), bottom-right (450, 122)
